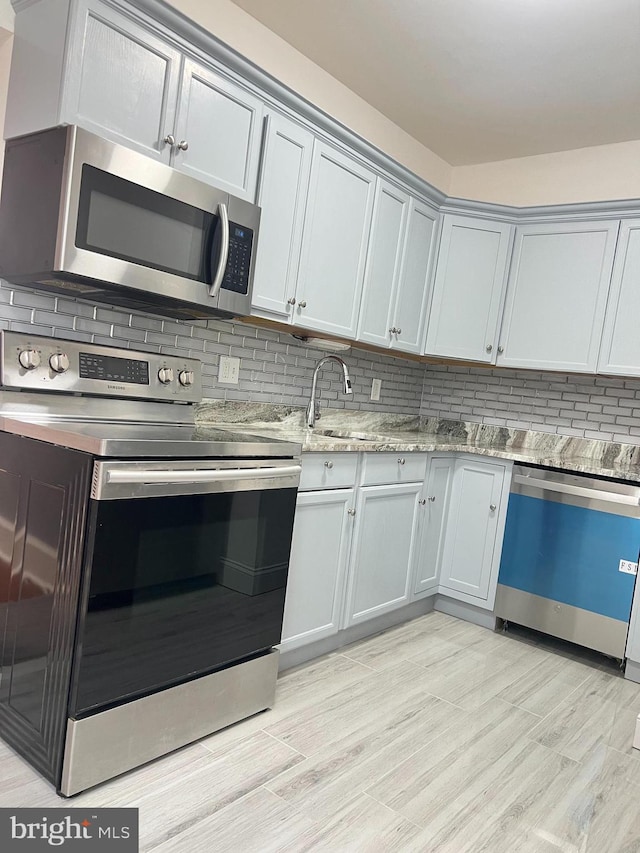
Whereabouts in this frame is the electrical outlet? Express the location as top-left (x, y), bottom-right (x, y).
top-left (218, 355), bottom-right (240, 384)
top-left (370, 378), bottom-right (381, 401)
top-left (619, 559), bottom-right (638, 575)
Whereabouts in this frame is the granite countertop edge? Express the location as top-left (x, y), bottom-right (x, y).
top-left (195, 401), bottom-right (640, 483)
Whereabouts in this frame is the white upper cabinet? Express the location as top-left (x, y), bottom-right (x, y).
top-left (295, 141), bottom-right (376, 338)
top-left (598, 220), bottom-right (640, 376)
top-left (498, 221), bottom-right (619, 372)
top-left (7, 0), bottom-right (264, 199)
top-left (357, 180), bottom-right (410, 349)
top-left (424, 214), bottom-right (513, 363)
top-left (393, 200), bottom-right (439, 354)
top-left (349, 182), bottom-right (439, 353)
top-left (66, 1), bottom-right (182, 162)
top-left (172, 58), bottom-right (264, 200)
top-left (251, 113), bottom-right (314, 319)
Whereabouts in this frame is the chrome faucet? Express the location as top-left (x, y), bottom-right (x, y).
top-left (306, 355), bottom-right (353, 427)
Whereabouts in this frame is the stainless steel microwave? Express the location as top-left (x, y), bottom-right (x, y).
top-left (0, 126), bottom-right (260, 319)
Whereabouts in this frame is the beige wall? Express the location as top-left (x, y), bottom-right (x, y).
top-left (1, 0), bottom-right (639, 208)
top-left (450, 140), bottom-right (640, 207)
top-left (167, 0), bottom-right (452, 193)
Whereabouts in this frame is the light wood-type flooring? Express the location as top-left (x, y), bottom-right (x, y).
top-left (3, 611), bottom-right (640, 851)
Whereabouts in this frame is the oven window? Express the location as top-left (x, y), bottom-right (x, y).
top-left (70, 487), bottom-right (297, 716)
top-left (75, 165), bottom-right (215, 282)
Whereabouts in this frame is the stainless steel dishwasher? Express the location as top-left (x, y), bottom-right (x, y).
top-left (495, 465), bottom-right (640, 658)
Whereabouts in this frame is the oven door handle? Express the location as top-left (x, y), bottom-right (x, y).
top-left (106, 464), bottom-right (302, 486)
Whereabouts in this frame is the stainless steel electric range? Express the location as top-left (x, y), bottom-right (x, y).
top-left (0, 331), bottom-right (301, 796)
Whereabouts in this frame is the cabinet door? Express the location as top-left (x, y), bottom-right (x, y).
top-left (251, 113), bottom-right (314, 319)
top-left (414, 456), bottom-right (453, 597)
top-left (598, 220), bottom-right (640, 376)
top-left (63, 0), bottom-right (181, 162)
top-left (357, 179), bottom-right (409, 348)
top-left (498, 221), bottom-right (619, 372)
top-left (346, 483), bottom-right (422, 626)
top-left (440, 458), bottom-right (510, 608)
top-left (424, 214), bottom-right (513, 363)
top-left (394, 200), bottom-right (439, 354)
top-left (295, 142), bottom-right (376, 338)
top-left (280, 489), bottom-right (354, 652)
top-left (172, 58), bottom-right (264, 200)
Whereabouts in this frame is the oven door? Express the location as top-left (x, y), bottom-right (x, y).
top-left (69, 459), bottom-right (300, 717)
top-left (59, 127), bottom-right (259, 316)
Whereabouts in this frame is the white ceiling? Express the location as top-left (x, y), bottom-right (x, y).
top-left (229, 0), bottom-right (640, 165)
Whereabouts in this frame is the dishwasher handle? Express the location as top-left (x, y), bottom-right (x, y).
top-left (513, 473), bottom-right (640, 508)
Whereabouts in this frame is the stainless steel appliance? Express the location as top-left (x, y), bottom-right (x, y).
top-left (0, 331), bottom-right (301, 796)
top-left (495, 464), bottom-right (640, 658)
top-left (0, 126), bottom-right (260, 319)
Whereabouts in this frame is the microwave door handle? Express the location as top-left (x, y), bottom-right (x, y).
top-left (208, 202), bottom-right (230, 298)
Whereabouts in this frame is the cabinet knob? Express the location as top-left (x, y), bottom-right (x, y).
top-left (486, 344), bottom-right (493, 353)
top-left (298, 301), bottom-right (307, 308)
top-left (489, 504), bottom-right (497, 512)
top-left (497, 346), bottom-right (504, 354)
top-left (396, 328), bottom-right (402, 335)
top-left (287, 297), bottom-right (296, 306)
top-left (324, 460), bottom-right (333, 469)
top-left (163, 134), bottom-right (176, 147)
top-left (428, 495), bottom-right (436, 502)
top-left (177, 139), bottom-right (189, 151)
top-left (347, 508), bottom-right (356, 517)
top-left (418, 498), bottom-right (426, 505)
top-left (397, 458), bottom-right (406, 465)
top-left (389, 327), bottom-right (396, 335)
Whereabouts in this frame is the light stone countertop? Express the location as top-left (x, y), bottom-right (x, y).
top-left (195, 401), bottom-right (640, 483)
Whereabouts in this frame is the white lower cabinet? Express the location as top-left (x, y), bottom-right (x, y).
top-left (414, 455), bottom-right (454, 597)
top-left (439, 456), bottom-right (512, 609)
top-left (282, 451), bottom-right (512, 656)
top-left (345, 482), bottom-right (423, 626)
top-left (280, 488), bottom-right (354, 652)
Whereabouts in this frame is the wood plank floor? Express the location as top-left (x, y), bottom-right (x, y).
top-left (2, 611), bottom-right (640, 851)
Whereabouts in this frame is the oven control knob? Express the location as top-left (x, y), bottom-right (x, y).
top-left (178, 370), bottom-right (195, 387)
top-left (18, 349), bottom-right (41, 370)
top-left (158, 367), bottom-right (175, 384)
top-left (49, 352), bottom-right (70, 374)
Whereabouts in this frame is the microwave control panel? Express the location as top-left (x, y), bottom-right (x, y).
top-left (221, 224), bottom-right (254, 295)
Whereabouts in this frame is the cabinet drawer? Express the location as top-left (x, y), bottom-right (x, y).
top-left (361, 452), bottom-right (428, 485)
top-left (299, 453), bottom-right (359, 490)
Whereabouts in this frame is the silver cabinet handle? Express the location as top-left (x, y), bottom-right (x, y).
top-left (396, 328), bottom-right (402, 335)
top-left (347, 508), bottom-right (356, 516)
top-left (287, 297), bottom-right (296, 305)
top-left (397, 458), bottom-right (406, 465)
top-left (418, 498), bottom-right (426, 505)
top-left (486, 344), bottom-right (493, 353)
top-left (497, 346), bottom-right (504, 354)
top-left (389, 327), bottom-right (396, 335)
top-left (428, 495), bottom-right (436, 502)
top-left (177, 139), bottom-right (189, 151)
top-left (324, 460), bottom-right (333, 469)
top-left (209, 202), bottom-right (229, 298)
top-left (489, 504), bottom-right (496, 511)
top-left (163, 134), bottom-right (176, 147)
top-left (298, 301), bottom-right (307, 308)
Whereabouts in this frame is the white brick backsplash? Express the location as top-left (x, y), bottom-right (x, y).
top-left (421, 363), bottom-right (640, 444)
top-left (4, 280), bottom-right (640, 439)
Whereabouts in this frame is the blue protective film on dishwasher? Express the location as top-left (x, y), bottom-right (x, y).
top-left (498, 493), bottom-right (639, 622)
